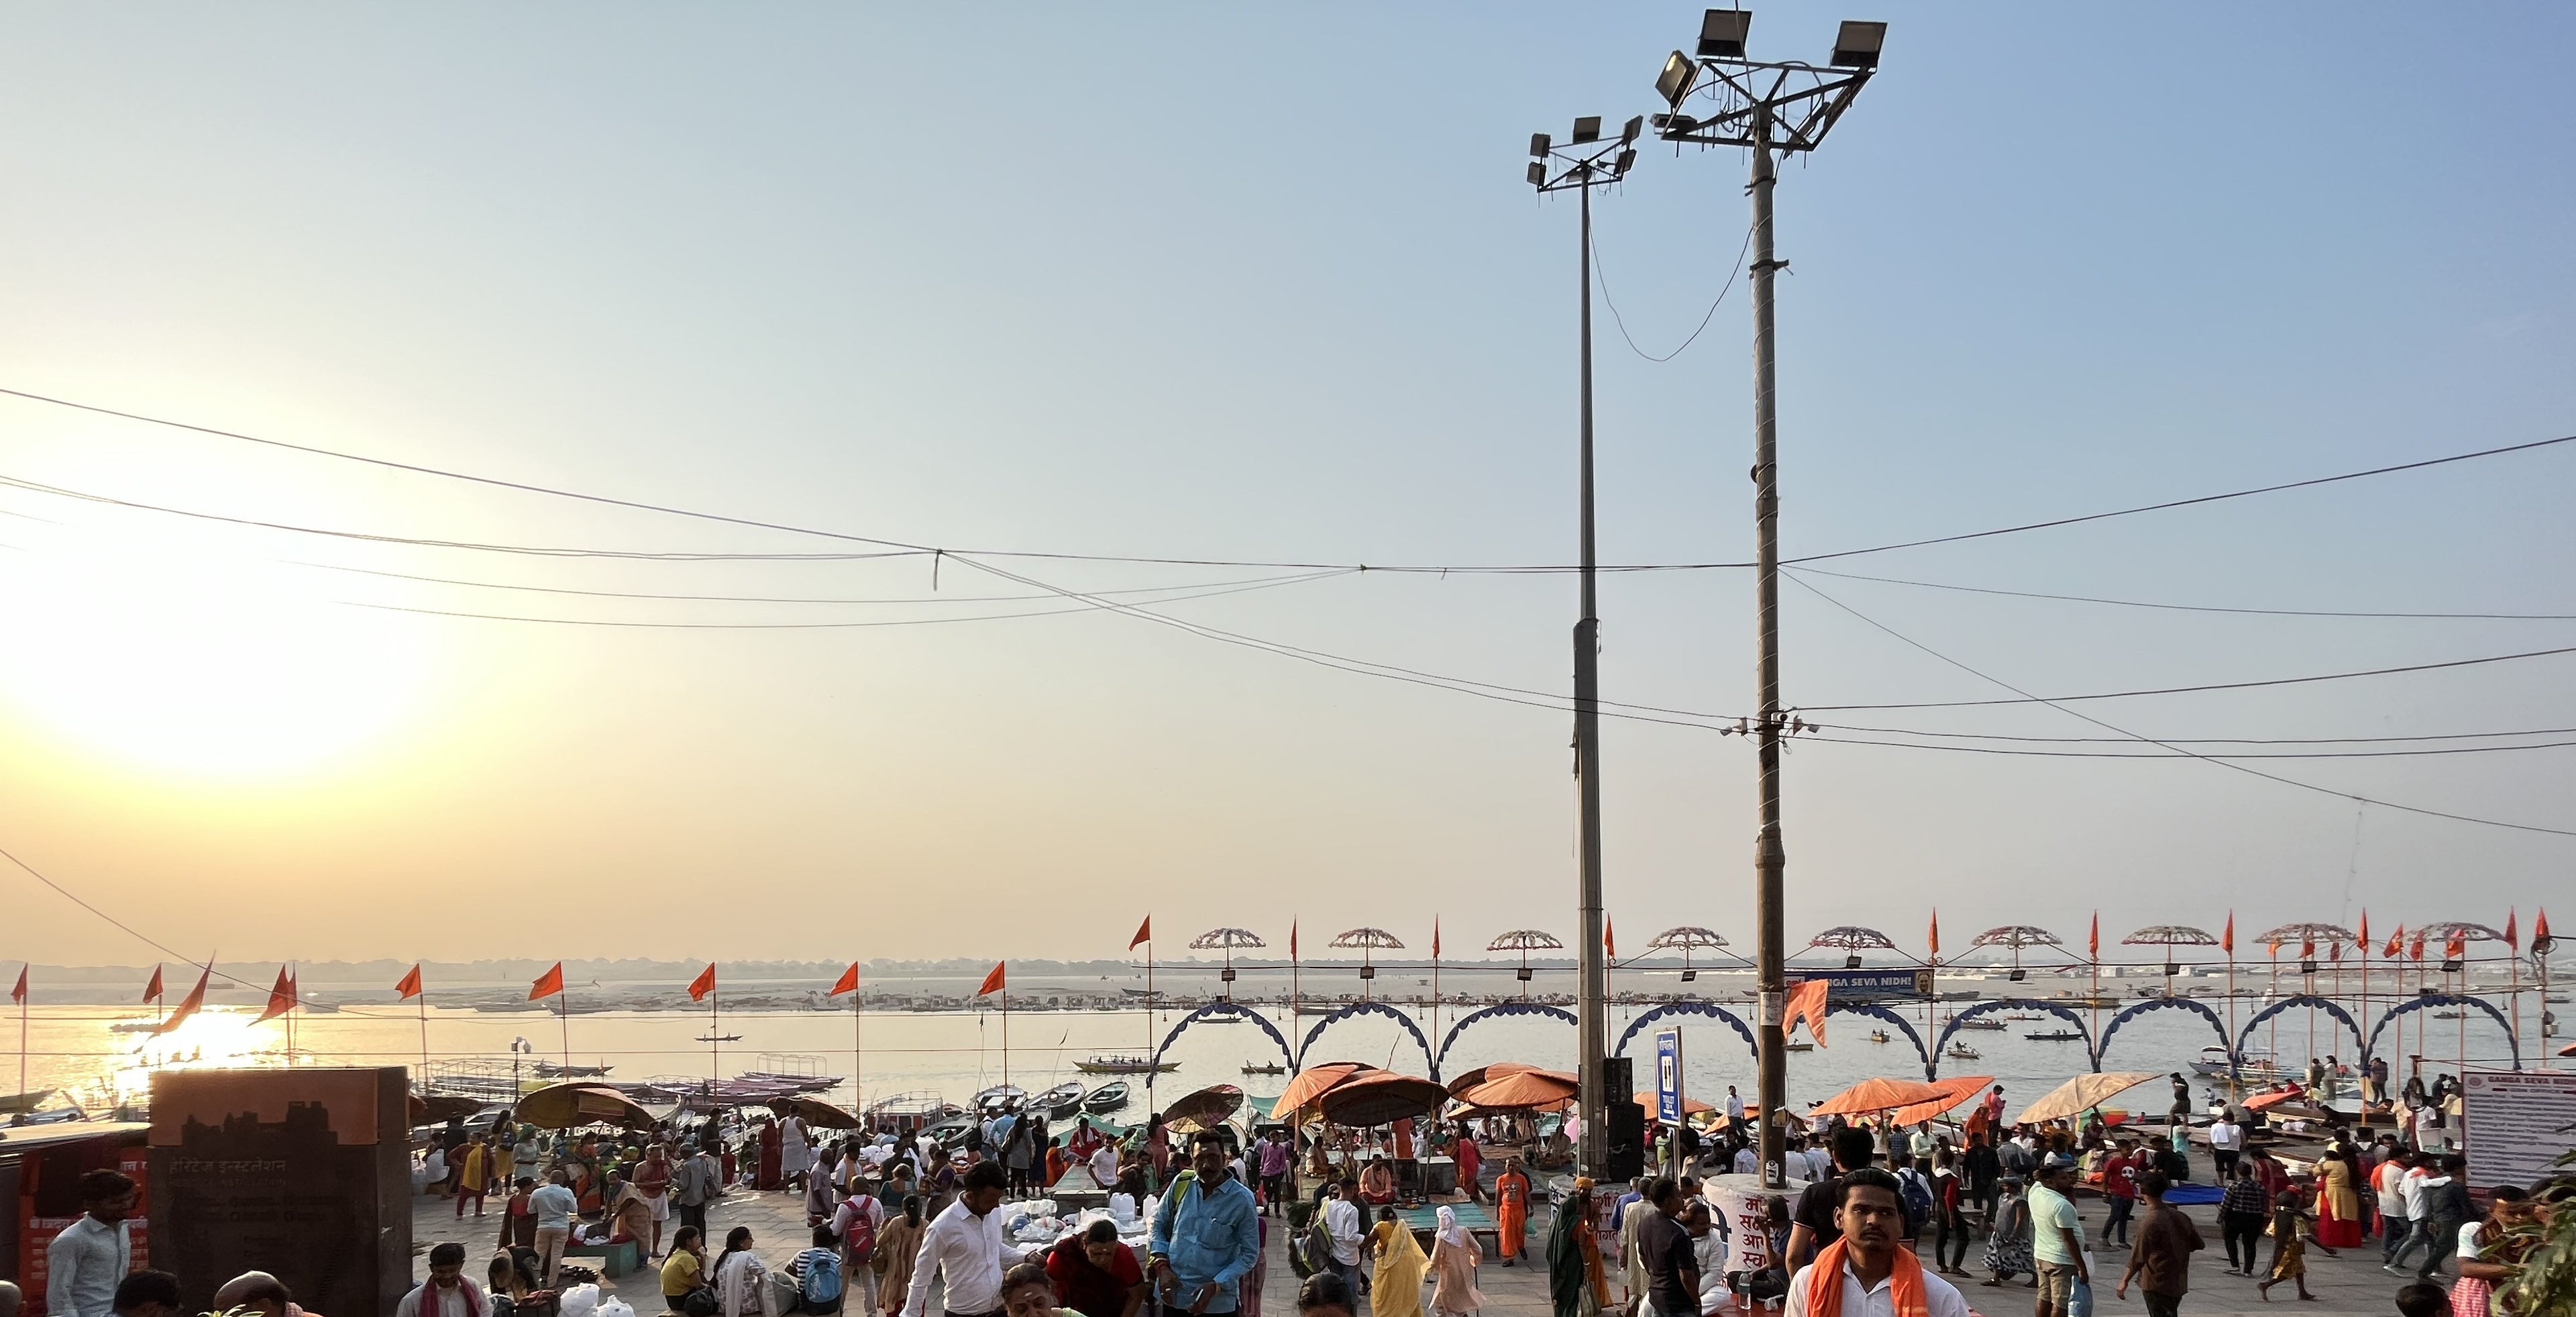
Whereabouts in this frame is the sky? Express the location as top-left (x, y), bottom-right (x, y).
top-left (0, 4), bottom-right (2571, 965)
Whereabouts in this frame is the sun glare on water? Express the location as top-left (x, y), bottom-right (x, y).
top-left (0, 541), bottom-right (432, 776)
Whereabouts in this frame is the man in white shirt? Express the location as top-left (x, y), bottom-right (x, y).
top-left (45, 1169), bottom-right (135, 1317)
top-left (1725, 1088), bottom-right (1746, 1124)
top-left (395, 1244), bottom-right (490, 1317)
top-left (1733, 1143), bottom-right (1760, 1176)
top-left (1322, 1180), bottom-right (1366, 1294)
top-left (1783, 1169), bottom-right (1968, 1317)
top-left (2206, 1114), bottom-right (2244, 1179)
top-left (904, 1161), bottom-right (1026, 1317)
top-left (1091, 1139), bottom-right (1122, 1188)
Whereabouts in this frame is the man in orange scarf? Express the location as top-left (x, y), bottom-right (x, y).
top-left (1784, 1169), bottom-right (1968, 1317)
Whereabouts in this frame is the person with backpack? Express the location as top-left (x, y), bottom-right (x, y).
top-left (1929, 1149), bottom-right (1971, 1277)
top-left (832, 1175), bottom-right (887, 1314)
top-left (788, 1226), bottom-right (848, 1314)
top-left (1892, 1159), bottom-right (1937, 1250)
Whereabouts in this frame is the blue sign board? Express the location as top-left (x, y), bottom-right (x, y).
top-left (1654, 1029), bottom-right (1683, 1124)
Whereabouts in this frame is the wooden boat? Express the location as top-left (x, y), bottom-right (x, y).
top-left (0, 1088), bottom-right (54, 1115)
top-left (1947, 1043), bottom-right (1982, 1060)
top-left (1868, 1030), bottom-right (1891, 1043)
top-left (694, 1033), bottom-right (743, 1043)
top-left (1242, 1061), bottom-right (1287, 1075)
top-left (1036, 1082), bottom-right (1086, 1117)
top-left (973, 1084), bottom-right (1027, 1113)
top-left (1083, 1082), bottom-right (1131, 1114)
top-left (1784, 1040), bottom-right (1815, 1053)
top-left (535, 1061), bottom-right (614, 1077)
top-left (1073, 1054), bottom-right (1178, 1075)
top-left (1944, 1016), bottom-right (2005, 1031)
top-left (2025, 1030), bottom-right (2085, 1042)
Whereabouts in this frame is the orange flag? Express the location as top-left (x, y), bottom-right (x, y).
top-left (2089, 912), bottom-right (2100, 960)
top-left (1130, 916), bottom-right (1152, 950)
top-left (1290, 920), bottom-right (1299, 961)
top-left (977, 961), bottom-right (1006, 996)
top-left (1927, 910), bottom-right (1940, 959)
top-left (2504, 909), bottom-right (2518, 951)
top-left (2537, 909), bottom-right (2553, 945)
top-left (2384, 925), bottom-right (2404, 959)
top-left (2300, 933), bottom-right (2316, 960)
top-left (688, 963), bottom-right (717, 1002)
top-left (2409, 933), bottom-right (2426, 962)
top-left (829, 962), bottom-right (861, 996)
top-left (2222, 912), bottom-right (2235, 955)
top-left (1783, 978), bottom-right (1829, 1046)
top-left (1433, 917), bottom-right (1442, 959)
top-left (1605, 918), bottom-right (1617, 960)
top-left (530, 962), bottom-right (566, 1000)
top-left (154, 965), bottom-right (211, 1035)
top-left (254, 966), bottom-right (297, 1024)
top-left (2357, 911), bottom-right (2371, 949)
top-left (395, 964), bottom-right (424, 1000)
top-left (2445, 931), bottom-right (2467, 960)
top-left (9, 965), bottom-right (23, 1004)
top-left (144, 965), bottom-right (164, 1003)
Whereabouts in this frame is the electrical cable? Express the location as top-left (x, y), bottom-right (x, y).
top-left (1590, 221), bottom-right (1754, 363)
top-left (1814, 723), bottom-right (2576, 747)
top-left (0, 841), bottom-right (266, 990)
top-left (1785, 574), bottom-right (2576, 838)
top-left (1789, 565), bottom-right (2576, 622)
top-left (1802, 733), bottom-right (2576, 760)
top-left (295, 561), bottom-right (1341, 607)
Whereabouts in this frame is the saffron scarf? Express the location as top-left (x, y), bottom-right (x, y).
top-left (1805, 1237), bottom-right (1929, 1317)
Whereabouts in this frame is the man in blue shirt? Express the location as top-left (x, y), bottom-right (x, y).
top-left (46, 1169), bottom-right (136, 1317)
top-left (1149, 1133), bottom-right (1260, 1317)
top-left (528, 1169), bottom-right (580, 1288)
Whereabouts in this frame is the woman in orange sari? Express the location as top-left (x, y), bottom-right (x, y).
top-left (1495, 1158), bottom-right (1531, 1267)
top-left (2314, 1147), bottom-right (2365, 1249)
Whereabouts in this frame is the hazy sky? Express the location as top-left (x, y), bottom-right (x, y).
top-left (2, 5), bottom-right (2571, 965)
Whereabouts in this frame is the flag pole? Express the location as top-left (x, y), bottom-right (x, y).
top-left (560, 990), bottom-right (571, 1071)
top-left (854, 965), bottom-right (864, 1113)
top-left (1432, 916), bottom-right (1442, 1063)
top-left (1002, 971), bottom-right (1011, 1092)
top-left (286, 963), bottom-right (296, 1069)
top-left (1291, 919), bottom-right (1302, 1071)
top-left (17, 965), bottom-right (27, 1102)
top-left (711, 969), bottom-right (721, 1110)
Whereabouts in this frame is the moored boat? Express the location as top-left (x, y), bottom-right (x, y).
top-left (1083, 1081), bottom-right (1130, 1113)
top-left (1036, 1082), bottom-right (1085, 1117)
top-left (1073, 1054), bottom-right (1177, 1075)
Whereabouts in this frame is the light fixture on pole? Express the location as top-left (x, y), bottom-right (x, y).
top-left (1652, 6), bottom-right (1883, 1196)
top-left (1528, 112), bottom-right (1639, 1181)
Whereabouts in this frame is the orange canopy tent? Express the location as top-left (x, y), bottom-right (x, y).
top-left (1455, 1069), bottom-right (1580, 1111)
top-left (1886, 1075), bottom-right (1992, 1126)
top-left (1444, 1061), bottom-right (1538, 1098)
top-left (1320, 1073), bottom-right (1450, 1128)
top-left (1275, 1063), bottom-right (1383, 1117)
top-left (1811, 1077), bottom-right (1949, 1117)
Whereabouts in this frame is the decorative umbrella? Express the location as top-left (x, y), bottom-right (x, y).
top-left (1191, 927), bottom-right (1267, 998)
top-left (411, 1094), bottom-right (486, 1126)
top-left (2123, 925), bottom-right (2218, 994)
top-left (1161, 1084), bottom-right (1246, 1135)
top-left (2011, 1072), bottom-right (2160, 1125)
top-left (1332, 927), bottom-right (1405, 1000)
top-left (1276, 1062), bottom-right (1383, 1117)
top-left (1444, 1061), bottom-right (1536, 1098)
top-left (1487, 930), bottom-right (1562, 996)
top-left (1454, 1068), bottom-right (1580, 1111)
top-left (1319, 1073), bottom-right (1449, 1128)
top-left (2414, 921), bottom-right (2504, 944)
top-left (1808, 926), bottom-right (1896, 970)
top-left (769, 1094), bottom-right (861, 1130)
top-left (1970, 925), bottom-right (2063, 976)
top-left (1810, 1077), bottom-right (1948, 1117)
top-left (514, 1082), bottom-right (655, 1131)
top-left (2255, 923), bottom-right (2357, 951)
top-left (1648, 927), bottom-right (1731, 982)
top-left (1884, 1075), bottom-right (1992, 1127)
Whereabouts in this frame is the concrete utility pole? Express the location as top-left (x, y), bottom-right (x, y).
top-left (1652, 8), bottom-right (1883, 1191)
top-left (1527, 115), bottom-right (1640, 1178)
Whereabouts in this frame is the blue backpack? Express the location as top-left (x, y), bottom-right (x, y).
top-left (801, 1249), bottom-right (844, 1307)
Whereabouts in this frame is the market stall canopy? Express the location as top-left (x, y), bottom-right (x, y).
top-left (411, 1094), bottom-right (486, 1126)
top-left (1634, 1090), bottom-right (1715, 1116)
top-left (1886, 1075), bottom-right (1991, 1127)
top-left (1276, 1063), bottom-right (1384, 1115)
top-left (1811, 1077), bottom-right (1949, 1117)
top-left (2012, 1072), bottom-right (2161, 1125)
top-left (1161, 1084), bottom-right (1245, 1135)
top-left (1444, 1062), bottom-right (1538, 1098)
top-left (1454, 1069), bottom-right (1580, 1111)
top-left (515, 1082), bottom-right (655, 1131)
top-left (769, 1094), bottom-right (861, 1129)
top-left (1320, 1073), bottom-right (1449, 1128)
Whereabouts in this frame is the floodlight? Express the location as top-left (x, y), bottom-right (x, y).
top-left (1527, 161), bottom-right (1546, 188)
top-left (1531, 133), bottom-right (1551, 159)
top-left (1614, 148), bottom-right (1635, 174)
top-left (1572, 116), bottom-right (1602, 144)
top-left (1656, 51), bottom-right (1698, 107)
top-left (1621, 115), bottom-right (1644, 144)
top-left (1698, 8), bottom-right (1751, 58)
top-left (1830, 19), bottom-right (1886, 69)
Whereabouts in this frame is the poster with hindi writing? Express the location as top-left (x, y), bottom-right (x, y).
top-left (2461, 1068), bottom-right (2576, 1192)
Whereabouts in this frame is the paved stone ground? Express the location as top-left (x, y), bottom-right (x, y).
top-left (411, 1191), bottom-right (2431, 1317)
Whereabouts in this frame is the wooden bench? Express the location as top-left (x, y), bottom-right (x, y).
top-left (562, 1237), bottom-right (641, 1277)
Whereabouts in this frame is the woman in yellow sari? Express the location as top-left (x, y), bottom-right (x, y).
top-left (1370, 1205), bottom-right (1430, 1317)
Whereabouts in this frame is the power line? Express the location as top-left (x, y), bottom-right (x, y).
top-left (1590, 221), bottom-right (1754, 363)
top-left (297, 561), bottom-right (1339, 607)
top-left (1805, 733), bottom-right (2576, 760)
top-left (1786, 574), bottom-right (2576, 839)
top-left (0, 841), bottom-right (266, 990)
top-left (1790, 565), bottom-right (2576, 621)
top-left (1818, 723), bottom-right (2576, 747)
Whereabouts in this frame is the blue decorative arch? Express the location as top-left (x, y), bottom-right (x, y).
top-left (1436, 1002), bottom-right (1578, 1071)
top-left (1299, 1001), bottom-right (1437, 1076)
top-left (2235, 994), bottom-right (2365, 1063)
top-left (2098, 998), bottom-right (2232, 1072)
top-left (1933, 999), bottom-right (2098, 1071)
top-left (1152, 1000), bottom-right (1295, 1075)
top-left (1827, 1004), bottom-right (1933, 1079)
top-left (1612, 1002), bottom-right (1758, 1062)
top-left (2367, 994), bottom-right (2521, 1070)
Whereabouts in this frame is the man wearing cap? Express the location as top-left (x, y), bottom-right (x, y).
top-left (2027, 1159), bottom-right (2088, 1317)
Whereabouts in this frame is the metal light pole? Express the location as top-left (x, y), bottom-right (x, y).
top-left (1529, 115), bottom-right (1640, 1178)
top-left (1652, 8), bottom-right (1884, 1192)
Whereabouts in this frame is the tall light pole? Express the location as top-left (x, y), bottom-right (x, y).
top-left (1528, 113), bottom-right (1640, 1178)
top-left (1651, 8), bottom-right (1884, 1192)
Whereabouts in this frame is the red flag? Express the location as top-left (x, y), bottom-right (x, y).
top-left (395, 964), bottom-right (423, 1000)
top-left (1605, 918), bottom-right (1616, 960)
top-left (1130, 916), bottom-right (1151, 950)
top-left (688, 963), bottom-right (717, 1002)
top-left (2222, 912), bottom-right (2235, 955)
top-left (2357, 911), bottom-right (2370, 949)
top-left (2409, 933), bottom-right (2426, 962)
top-left (144, 965), bottom-right (164, 1003)
top-left (2385, 925), bottom-right (2404, 959)
top-left (1433, 917), bottom-right (1441, 959)
top-left (1783, 978), bottom-right (1829, 1047)
top-left (254, 966), bottom-right (297, 1024)
top-left (2089, 912), bottom-right (2100, 960)
top-left (2300, 934), bottom-right (2316, 960)
top-left (1290, 921), bottom-right (1299, 960)
top-left (2445, 931), bottom-right (2467, 960)
top-left (9, 965), bottom-right (23, 1004)
top-left (2330, 942), bottom-right (2343, 963)
top-left (977, 961), bottom-right (1006, 996)
top-left (829, 962), bottom-right (861, 996)
top-left (1927, 910), bottom-right (1940, 958)
top-left (2538, 909), bottom-right (2553, 943)
top-left (530, 962), bottom-right (566, 1000)
top-left (2504, 909), bottom-right (2518, 951)
top-left (153, 965), bottom-right (211, 1035)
